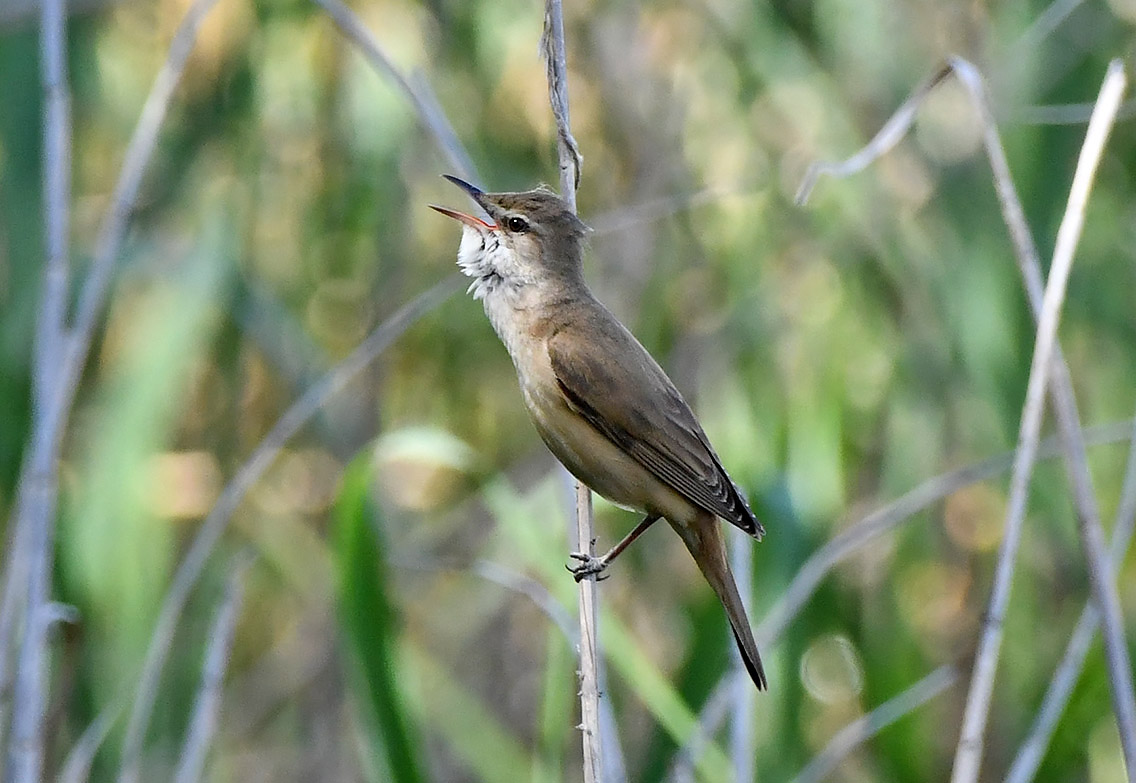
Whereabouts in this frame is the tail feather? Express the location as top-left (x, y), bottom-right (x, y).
top-left (729, 621), bottom-right (767, 691)
top-left (671, 515), bottom-right (767, 690)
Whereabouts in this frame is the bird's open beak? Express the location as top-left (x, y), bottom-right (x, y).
top-left (428, 204), bottom-right (495, 230)
top-left (442, 174), bottom-right (483, 200)
top-left (429, 175), bottom-right (496, 229)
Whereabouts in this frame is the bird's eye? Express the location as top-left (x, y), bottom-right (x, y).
top-left (505, 216), bottom-right (529, 233)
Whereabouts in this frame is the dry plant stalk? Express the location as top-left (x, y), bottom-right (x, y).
top-left (540, 2), bottom-right (604, 781)
top-left (672, 418), bottom-right (1135, 779)
top-left (118, 277), bottom-right (461, 781)
top-left (115, 0), bottom-right (483, 775)
top-left (311, 0), bottom-right (478, 182)
top-left (950, 59), bottom-right (1131, 783)
top-left (174, 557), bottom-right (250, 783)
top-left (799, 57), bottom-right (1134, 781)
top-left (1007, 416), bottom-right (1136, 783)
top-left (0, 0), bottom-right (224, 773)
top-left (6, 0), bottom-right (73, 778)
top-left (792, 665), bottom-right (959, 783)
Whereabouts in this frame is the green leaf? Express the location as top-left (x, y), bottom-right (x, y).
top-left (333, 456), bottom-right (425, 783)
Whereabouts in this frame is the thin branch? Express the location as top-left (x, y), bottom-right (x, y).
top-left (0, 0), bottom-right (222, 758)
top-left (400, 558), bottom-right (578, 644)
top-left (34, 0), bottom-right (70, 400)
top-left (541, 0), bottom-right (582, 196)
top-left (945, 62), bottom-right (1136, 765)
top-left (541, 3), bottom-right (602, 781)
top-left (673, 418), bottom-right (1136, 770)
top-left (0, 483), bottom-right (30, 754)
top-left (757, 420), bottom-right (1132, 649)
top-left (1016, 98), bottom-right (1136, 126)
top-left (8, 593), bottom-right (63, 783)
top-left (221, 609), bottom-right (333, 741)
top-left (794, 64), bottom-right (952, 206)
top-left (951, 59), bottom-right (1129, 783)
top-left (792, 666), bottom-right (959, 783)
top-left (174, 556), bottom-right (251, 783)
top-left (306, 0), bottom-right (489, 223)
top-left (472, 559), bottom-right (579, 642)
top-left (588, 187), bottom-right (733, 236)
top-left (571, 484), bottom-right (604, 783)
top-left (116, 276), bottom-right (462, 783)
top-left (797, 56), bottom-right (1136, 778)
top-left (4, 1), bottom-right (72, 778)
top-left (310, 0), bottom-right (479, 183)
top-left (1034, 64), bottom-right (1136, 775)
top-left (1011, 0), bottom-right (1086, 58)
top-left (58, 700), bottom-right (124, 783)
top-left (1005, 416), bottom-right (1136, 783)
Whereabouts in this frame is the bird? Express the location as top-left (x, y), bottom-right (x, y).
top-left (430, 175), bottom-right (767, 690)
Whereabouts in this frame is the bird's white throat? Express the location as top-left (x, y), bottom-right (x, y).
top-left (456, 225), bottom-right (510, 301)
top-left (455, 225), bottom-right (540, 365)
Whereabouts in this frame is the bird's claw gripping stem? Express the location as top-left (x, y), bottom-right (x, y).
top-left (566, 552), bottom-right (609, 583)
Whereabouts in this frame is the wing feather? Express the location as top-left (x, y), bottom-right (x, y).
top-left (547, 319), bottom-right (762, 537)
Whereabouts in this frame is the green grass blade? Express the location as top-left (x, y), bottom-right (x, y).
top-left (333, 457), bottom-right (425, 783)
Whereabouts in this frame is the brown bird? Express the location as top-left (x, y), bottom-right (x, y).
top-left (431, 176), bottom-right (767, 689)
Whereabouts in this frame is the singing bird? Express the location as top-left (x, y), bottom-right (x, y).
top-left (431, 176), bottom-right (767, 689)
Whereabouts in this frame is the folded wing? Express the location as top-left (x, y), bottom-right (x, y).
top-left (547, 317), bottom-right (762, 538)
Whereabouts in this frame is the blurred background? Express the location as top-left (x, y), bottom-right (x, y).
top-left (2, 0), bottom-right (1136, 780)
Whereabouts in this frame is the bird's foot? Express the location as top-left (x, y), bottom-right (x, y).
top-left (566, 552), bottom-right (609, 583)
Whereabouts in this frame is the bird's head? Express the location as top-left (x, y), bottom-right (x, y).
top-left (430, 175), bottom-right (588, 300)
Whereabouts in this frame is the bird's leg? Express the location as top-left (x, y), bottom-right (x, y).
top-left (567, 514), bottom-right (660, 582)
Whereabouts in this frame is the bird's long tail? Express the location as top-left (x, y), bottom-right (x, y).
top-left (671, 515), bottom-right (767, 690)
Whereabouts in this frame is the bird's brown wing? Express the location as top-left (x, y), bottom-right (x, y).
top-left (547, 317), bottom-right (762, 538)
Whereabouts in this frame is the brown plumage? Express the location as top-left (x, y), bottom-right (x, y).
top-left (431, 176), bottom-right (767, 689)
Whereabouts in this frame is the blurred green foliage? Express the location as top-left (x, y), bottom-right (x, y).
top-left (335, 455), bottom-right (425, 783)
top-left (1, 0), bottom-right (1136, 780)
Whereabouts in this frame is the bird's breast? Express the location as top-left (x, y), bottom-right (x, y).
top-left (481, 288), bottom-right (539, 362)
top-left (527, 388), bottom-right (700, 523)
top-left (518, 352), bottom-right (701, 524)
